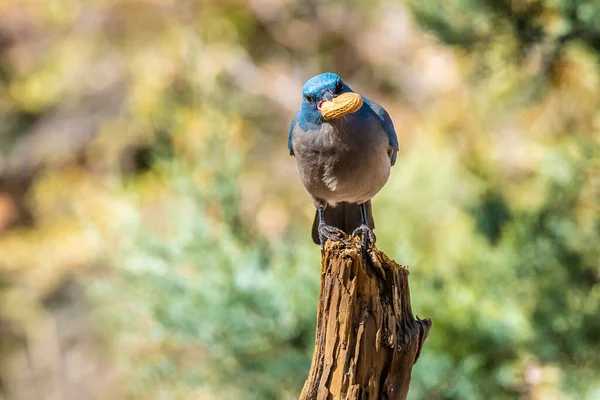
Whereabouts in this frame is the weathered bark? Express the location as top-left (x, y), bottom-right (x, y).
top-left (300, 237), bottom-right (431, 400)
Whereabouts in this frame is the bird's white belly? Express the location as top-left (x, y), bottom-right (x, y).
top-left (319, 154), bottom-right (391, 205)
top-left (292, 117), bottom-right (392, 206)
top-left (295, 142), bottom-right (391, 206)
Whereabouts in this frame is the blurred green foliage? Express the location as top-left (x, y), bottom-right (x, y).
top-left (0, 0), bottom-right (599, 399)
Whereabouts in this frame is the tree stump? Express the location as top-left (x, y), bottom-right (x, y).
top-left (299, 237), bottom-right (431, 400)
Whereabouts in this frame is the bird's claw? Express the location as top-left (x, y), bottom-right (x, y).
top-left (318, 223), bottom-right (346, 248)
top-left (352, 224), bottom-right (376, 262)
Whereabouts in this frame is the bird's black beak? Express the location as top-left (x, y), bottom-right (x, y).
top-left (317, 89), bottom-right (337, 110)
top-left (321, 89), bottom-right (336, 102)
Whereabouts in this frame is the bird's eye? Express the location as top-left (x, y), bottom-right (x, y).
top-left (305, 95), bottom-right (313, 104)
top-left (336, 80), bottom-right (343, 92)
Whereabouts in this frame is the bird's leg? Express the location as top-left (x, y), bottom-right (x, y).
top-left (352, 203), bottom-right (376, 260)
top-left (317, 206), bottom-right (346, 248)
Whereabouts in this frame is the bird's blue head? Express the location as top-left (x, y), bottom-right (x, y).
top-left (300, 72), bottom-right (353, 124)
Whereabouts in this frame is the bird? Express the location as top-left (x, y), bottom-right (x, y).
top-left (288, 72), bottom-right (398, 254)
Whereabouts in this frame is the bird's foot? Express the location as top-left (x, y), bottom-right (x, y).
top-left (352, 224), bottom-right (376, 262)
top-left (318, 223), bottom-right (346, 248)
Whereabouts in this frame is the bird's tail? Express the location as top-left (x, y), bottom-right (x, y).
top-left (311, 200), bottom-right (375, 245)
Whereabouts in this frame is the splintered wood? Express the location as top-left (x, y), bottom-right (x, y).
top-left (299, 238), bottom-right (431, 400)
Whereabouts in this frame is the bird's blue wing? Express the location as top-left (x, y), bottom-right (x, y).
top-left (363, 97), bottom-right (398, 165)
top-left (288, 113), bottom-right (298, 156)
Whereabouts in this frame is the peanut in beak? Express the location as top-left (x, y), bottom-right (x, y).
top-left (320, 92), bottom-right (363, 120)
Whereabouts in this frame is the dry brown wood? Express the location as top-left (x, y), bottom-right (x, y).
top-left (299, 237), bottom-right (431, 400)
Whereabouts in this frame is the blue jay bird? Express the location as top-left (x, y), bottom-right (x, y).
top-left (288, 72), bottom-right (398, 253)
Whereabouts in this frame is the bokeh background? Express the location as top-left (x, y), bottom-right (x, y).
top-left (0, 0), bottom-right (599, 399)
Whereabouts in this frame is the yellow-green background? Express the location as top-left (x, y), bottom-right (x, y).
top-left (0, 0), bottom-right (599, 399)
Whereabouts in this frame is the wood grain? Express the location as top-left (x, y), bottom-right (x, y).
top-left (300, 237), bottom-right (431, 400)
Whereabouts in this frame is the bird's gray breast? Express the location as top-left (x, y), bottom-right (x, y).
top-left (292, 115), bottom-right (391, 205)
